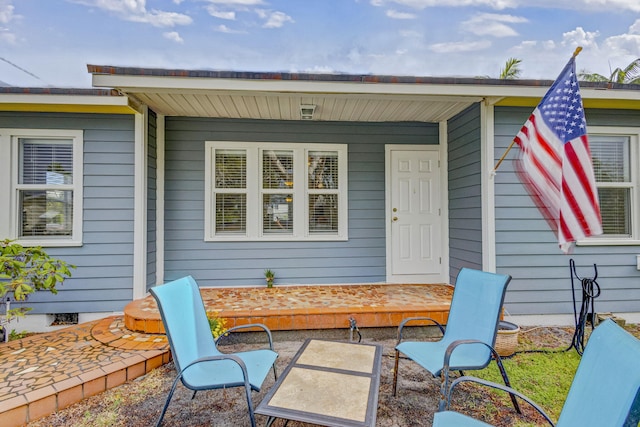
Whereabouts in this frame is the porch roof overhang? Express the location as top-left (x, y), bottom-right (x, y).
top-left (0, 87), bottom-right (139, 114)
top-left (87, 65), bottom-right (640, 122)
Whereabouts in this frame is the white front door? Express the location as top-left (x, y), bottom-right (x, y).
top-left (386, 147), bottom-right (443, 283)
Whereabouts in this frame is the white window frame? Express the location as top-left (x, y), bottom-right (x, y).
top-left (0, 129), bottom-right (84, 247)
top-left (579, 126), bottom-right (640, 246)
top-left (205, 141), bottom-right (348, 241)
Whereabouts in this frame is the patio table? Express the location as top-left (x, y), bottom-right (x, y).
top-left (256, 338), bottom-right (383, 427)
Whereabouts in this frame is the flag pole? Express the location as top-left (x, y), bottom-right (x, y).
top-left (491, 47), bottom-right (583, 174)
top-left (492, 139), bottom-right (516, 173)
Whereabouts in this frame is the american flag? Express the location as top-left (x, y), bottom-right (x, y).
top-left (514, 55), bottom-right (602, 253)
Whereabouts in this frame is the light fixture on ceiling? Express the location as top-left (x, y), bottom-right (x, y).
top-left (300, 104), bottom-right (316, 120)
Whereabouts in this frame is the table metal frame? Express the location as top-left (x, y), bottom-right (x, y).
top-left (256, 338), bottom-right (383, 427)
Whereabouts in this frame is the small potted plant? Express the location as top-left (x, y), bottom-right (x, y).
top-left (264, 269), bottom-right (275, 288)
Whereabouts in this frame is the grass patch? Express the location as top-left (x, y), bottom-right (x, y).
top-left (472, 349), bottom-right (581, 424)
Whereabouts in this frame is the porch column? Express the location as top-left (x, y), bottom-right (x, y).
top-left (133, 106), bottom-right (148, 300)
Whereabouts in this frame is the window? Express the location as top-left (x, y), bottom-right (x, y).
top-left (585, 127), bottom-right (640, 244)
top-left (0, 129), bottom-right (83, 246)
top-left (205, 142), bottom-right (348, 241)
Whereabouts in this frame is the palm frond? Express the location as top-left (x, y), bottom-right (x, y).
top-left (621, 58), bottom-right (640, 83)
top-left (580, 58), bottom-right (640, 84)
top-left (500, 58), bottom-right (522, 79)
top-left (578, 71), bottom-right (609, 82)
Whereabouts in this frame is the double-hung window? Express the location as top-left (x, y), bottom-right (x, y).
top-left (585, 127), bottom-right (640, 245)
top-left (0, 129), bottom-right (83, 246)
top-left (205, 141), bottom-right (348, 241)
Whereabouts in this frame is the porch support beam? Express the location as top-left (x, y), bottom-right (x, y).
top-left (481, 99), bottom-right (497, 272)
top-left (132, 106), bottom-right (148, 300)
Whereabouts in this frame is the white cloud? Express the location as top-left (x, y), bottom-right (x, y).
top-left (505, 20), bottom-right (639, 79)
top-left (256, 10), bottom-right (294, 28)
top-left (206, 6), bottom-right (236, 20)
top-left (127, 10), bottom-right (192, 27)
top-left (603, 33), bottom-right (640, 56)
top-left (215, 24), bottom-right (245, 33)
top-left (372, 0), bottom-right (517, 10)
top-left (386, 9), bottom-right (416, 19)
top-left (0, 0), bottom-right (16, 24)
top-left (71, 0), bottom-right (146, 14)
top-left (464, 13), bottom-right (528, 37)
top-left (205, 0), bottom-right (265, 4)
top-left (429, 39), bottom-right (491, 53)
top-left (560, 26), bottom-right (600, 49)
top-left (71, 0), bottom-right (192, 27)
top-left (163, 31), bottom-right (184, 43)
top-left (575, 0), bottom-right (640, 12)
top-left (203, 1), bottom-right (293, 31)
top-left (0, 0), bottom-right (17, 45)
top-left (0, 28), bottom-right (16, 44)
top-left (372, 0), bottom-right (640, 12)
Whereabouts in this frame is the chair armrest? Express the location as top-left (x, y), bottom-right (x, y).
top-left (442, 375), bottom-right (555, 426)
top-left (440, 339), bottom-right (521, 414)
top-left (397, 316), bottom-right (446, 343)
top-left (215, 323), bottom-right (275, 351)
top-left (175, 353), bottom-right (252, 391)
top-left (442, 339), bottom-right (498, 374)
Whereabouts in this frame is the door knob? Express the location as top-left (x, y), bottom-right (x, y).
top-left (392, 217), bottom-right (398, 222)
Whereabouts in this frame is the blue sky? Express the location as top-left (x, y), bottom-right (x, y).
top-left (1, 0), bottom-right (639, 88)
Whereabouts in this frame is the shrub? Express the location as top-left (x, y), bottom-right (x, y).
top-left (0, 239), bottom-right (76, 330)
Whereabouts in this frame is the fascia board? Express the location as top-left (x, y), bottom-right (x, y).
top-left (93, 73), bottom-right (640, 104)
top-left (0, 93), bottom-right (139, 114)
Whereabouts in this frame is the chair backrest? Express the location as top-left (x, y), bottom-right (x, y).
top-left (443, 268), bottom-right (511, 361)
top-left (557, 319), bottom-right (640, 427)
top-left (150, 276), bottom-right (221, 373)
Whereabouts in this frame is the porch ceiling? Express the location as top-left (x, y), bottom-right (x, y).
top-left (129, 91), bottom-right (481, 122)
top-left (87, 65), bottom-right (640, 122)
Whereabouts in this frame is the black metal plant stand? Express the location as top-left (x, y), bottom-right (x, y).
top-left (567, 259), bottom-right (600, 355)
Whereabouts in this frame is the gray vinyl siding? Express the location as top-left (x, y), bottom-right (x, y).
top-left (0, 112), bottom-right (136, 314)
top-left (494, 106), bottom-right (640, 315)
top-left (447, 104), bottom-right (483, 282)
top-left (147, 110), bottom-right (157, 290)
top-left (163, 118), bottom-right (438, 287)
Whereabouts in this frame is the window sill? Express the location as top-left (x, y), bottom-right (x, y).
top-left (13, 239), bottom-right (83, 248)
top-left (577, 239), bottom-right (640, 247)
top-left (205, 235), bottom-right (348, 242)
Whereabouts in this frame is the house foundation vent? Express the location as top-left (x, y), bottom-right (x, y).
top-left (50, 313), bottom-right (79, 326)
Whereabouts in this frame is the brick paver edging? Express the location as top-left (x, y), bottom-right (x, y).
top-left (0, 318), bottom-right (170, 427)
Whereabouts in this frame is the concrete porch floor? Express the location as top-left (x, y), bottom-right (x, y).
top-left (0, 282), bottom-right (453, 427)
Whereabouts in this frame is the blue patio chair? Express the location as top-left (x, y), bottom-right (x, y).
top-left (149, 276), bottom-right (278, 427)
top-left (434, 319), bottom-right (640, 426)
top-left (393, 267), bottom-right (520, 413)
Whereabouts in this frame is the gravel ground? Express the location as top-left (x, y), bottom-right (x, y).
top-left (26, 324), bottom-right (639, 427)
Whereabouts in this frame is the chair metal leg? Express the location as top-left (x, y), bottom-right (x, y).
top-left (438, 371), bottom-right (450, 412)
top-left (155, 374), bottom-right (182, 427)
top-left (245, 384), bottom-right (257, 427)
top-left (494, 356), bottom-right (521, 414)
top-left (392, 349), bottom-right (400, 396)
